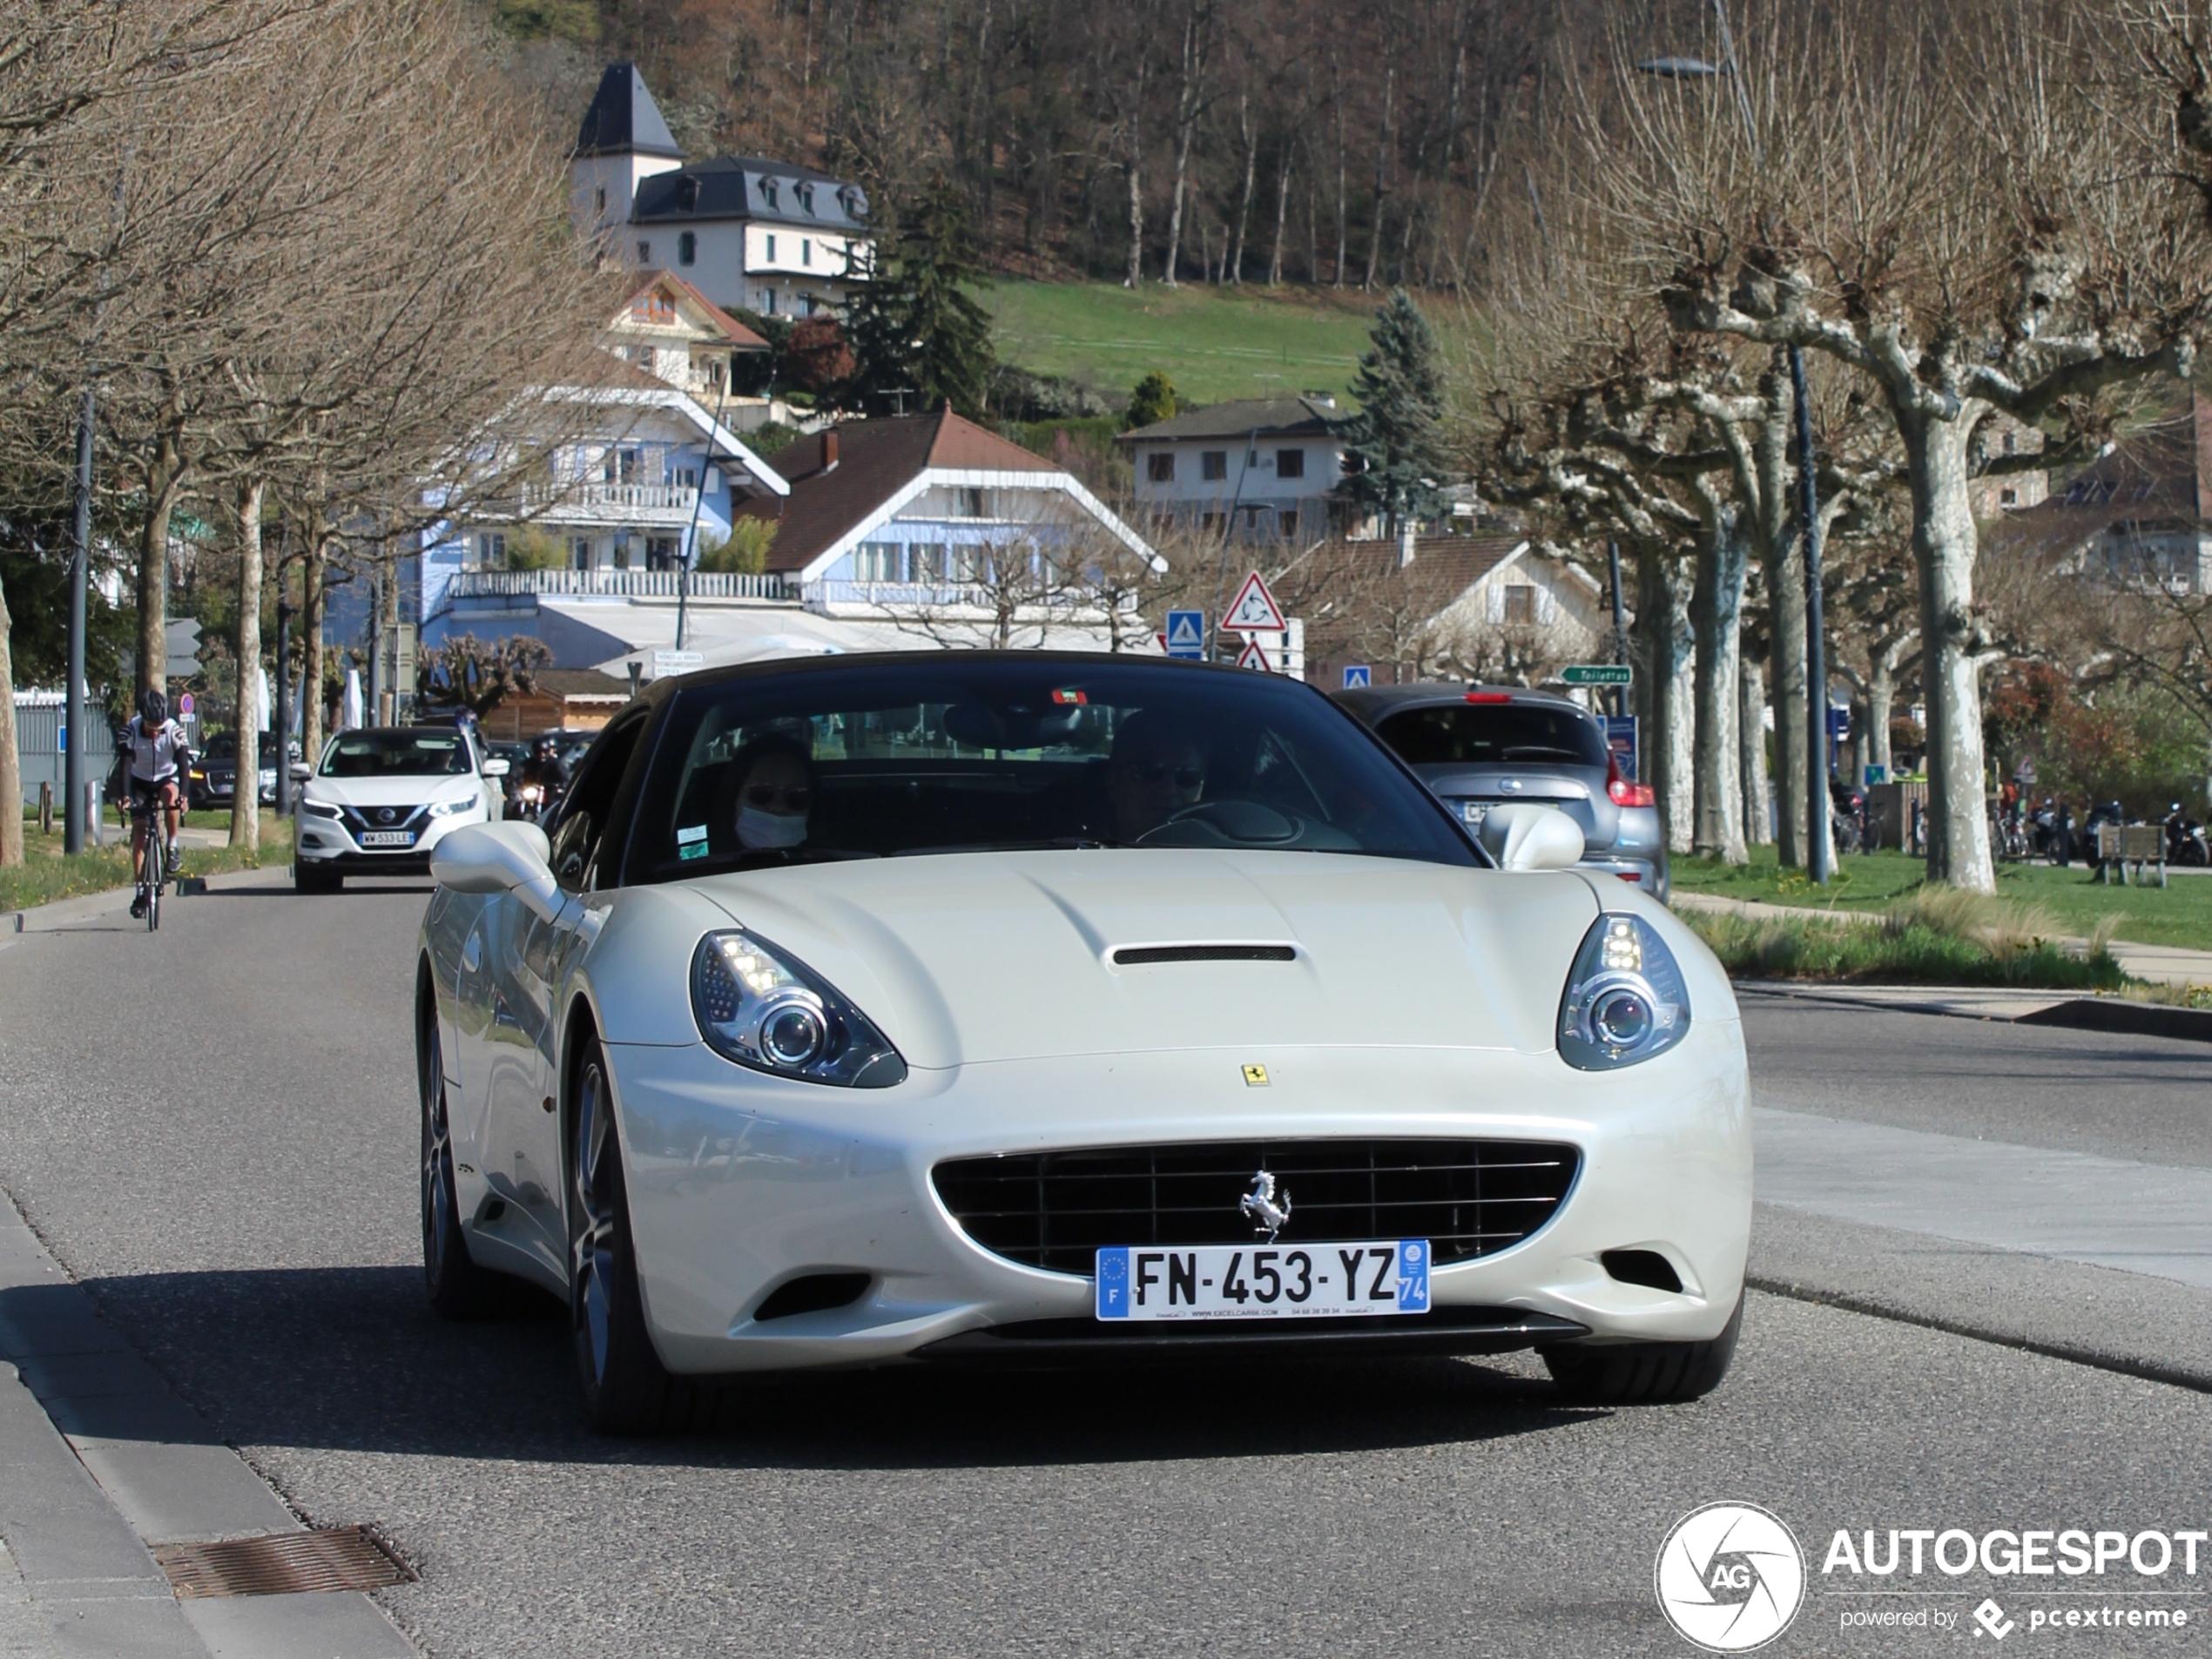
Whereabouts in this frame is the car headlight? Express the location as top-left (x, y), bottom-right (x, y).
top-left (428, 792), bottom-right (479, 818)
top-left (1557, 913), bottom-right (1691, 1069)
top-left (691, 929), bottom-right (907, 1089)
top-left (300, 799), bottom-right (341, 819)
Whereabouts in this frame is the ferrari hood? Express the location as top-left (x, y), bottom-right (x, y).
top-left (690, 850), bottom-right (1598, 1069)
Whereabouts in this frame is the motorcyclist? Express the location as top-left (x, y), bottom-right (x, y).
top-left (121, 688), bottom-right (192, 917)
top-left (518, 734), bottom-right (572, 819)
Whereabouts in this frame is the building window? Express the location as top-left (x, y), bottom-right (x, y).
top-left (855, 543), bottom-right (902, 583)
top-left (571, 537), bottom-right (591, 570)
top-left (762, 288), bottom-right (776, 314)
top-left (1200, 513), bottom-right (1221, 534)
top-left (761, 179), bottom-right (779, 209)
top-left (1277, 448), bottom-right (1305, 479)
top-left (798, 183), bottom-right (814, 213)
top-left (476, 532), bottom-right (506, 567)
top-left (765, 233), bottom-right (778, 261)
top-left (1201, 450), bottom-right (1228, 482)
top-left (961, 488), bottom-right (988, 517)
top-left (1147, 453), bottom-right (1175, 483)
top-left (631, 293), bottom-right (676, 325)
top-left (648, 536), bottom-right (680, 570)
top-left (910, 543), bottom-right (946, 583)
top-left (637, 239), bottom-right (651, 264)
top-left (1278, 511), bottom-right (1298, 539)
top-left (594, 185), bottom-right (606, 215)
top-left (1502, 584), bottom-right (1536, 624)
top-left (2000, 488), bottom-right (2019, 506)
top-left (678, 232), bottom-right (697, 266)
top-left (802, 238), bottom-right (813, 266)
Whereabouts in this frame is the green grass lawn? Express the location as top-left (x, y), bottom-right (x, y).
top-left (987, 280), bottom-right (1481, 407)
top-left (1672, 846), bottom-right (2212, 953)
top-left (3, 814), bottom-right (280, 914)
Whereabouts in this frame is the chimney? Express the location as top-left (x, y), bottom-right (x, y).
top-left (822, 428), bottom-right (840, 472)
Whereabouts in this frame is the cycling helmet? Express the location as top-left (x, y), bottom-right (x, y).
top-left (138, 688), bottom-right (168, 725)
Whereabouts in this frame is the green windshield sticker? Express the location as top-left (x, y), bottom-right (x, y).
top-left (678, 824), bottom-right (708, 844)
top-left (679, 840), bottom-right (709, 860)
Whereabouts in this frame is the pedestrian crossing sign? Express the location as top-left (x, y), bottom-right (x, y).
top-left (1164, 610), bottom-right (1205, 658)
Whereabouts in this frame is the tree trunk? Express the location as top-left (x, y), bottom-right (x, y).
top-left (1766, 512), bottom-right (1808, 868)
top-left (230, 478), bottom-right (266, 852)
top-left (1230, 92), bottom-right (1256, 284)
top-left (1665, 560), bottom-right (1696, 855)
top-left (1332, 72), bottom-right (1348, 287)
top-left (1124, 111), bottom-right (1145, 287)
top-left (1362, 67), bottom-right (1393, 292)
top-left (1869, 653), bottom-right (1897, 776)
top-left (376, 555), bottom-right (400, 724)
top-left (1161, 8), bottom-right (1202, 288)
top-left (301, 538), bottom-right (328, 770)
top-left (136, 440), bottom-right (185, 707)
top-left (1268, 144), bottom-right (1292, 287)
top-left (1904, 410), bottom-right (1995, 890)
top-left (1740, 656), bottom-right (1772, 847)
top-left (1691, 518), bottom-right (1749, 863)
top-left (1635, 547), bottom-right (1695, 856)
top-left (0, 566), bottom-right (21, 867)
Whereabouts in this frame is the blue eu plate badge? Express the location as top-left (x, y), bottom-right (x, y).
top-left (1396, 1240), bottom-right (1430, 1312)
top-left (1096, 1247), bottom-right (1131, 1318)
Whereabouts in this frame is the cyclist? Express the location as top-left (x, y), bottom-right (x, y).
top-left (122, 688), bottom-right (192, 919)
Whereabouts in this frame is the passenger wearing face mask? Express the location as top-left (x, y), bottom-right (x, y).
top-left (725, 737), bottom-right (817, 859)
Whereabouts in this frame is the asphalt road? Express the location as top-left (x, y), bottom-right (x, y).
top-left (3, 880), bottom-right (2212, 1657)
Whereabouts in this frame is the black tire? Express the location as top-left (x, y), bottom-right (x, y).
top-left (568, 1038), bottom-right (709, 1435)
top-left (1542, 1294), bottom-right (1743, 1406)
top-left (420, 1005), bottom-right (500, 1318)
top-left (145, 836), bottom-right (163, 932)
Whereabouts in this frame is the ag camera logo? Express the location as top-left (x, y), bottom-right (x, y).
top-left (1656, 1502), bottom-right (1806, 1651)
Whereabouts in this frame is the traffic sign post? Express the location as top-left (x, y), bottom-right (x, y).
top-left (1342, 664), bottom-right (1372, 690)
top-left (1164, 610), bottom-right (1206, 659)
top-left (1562, 664), bottom-right (1632, 687)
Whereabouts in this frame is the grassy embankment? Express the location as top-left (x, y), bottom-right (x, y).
top-left (4, 809), bottom-right (280, 914)
top-left (988, 280), bottom-right (1483, 407)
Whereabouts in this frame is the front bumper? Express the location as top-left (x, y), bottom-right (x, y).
top-left (295, 808), bottom-right (482, 873)
top-left (573, 1022), bottom-right (1751, 1376)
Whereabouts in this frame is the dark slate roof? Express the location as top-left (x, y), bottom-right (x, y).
top-left (632, 155), bottom-right (871, 232)
top-left (1116, 396), bottom-right (1350, 443)
top-left (575, 64), bottom-right (684, 160)
top-left (736, 410), bottom-right (1057, 573)
top-left (2036, 391), bottom-right (2212, 528)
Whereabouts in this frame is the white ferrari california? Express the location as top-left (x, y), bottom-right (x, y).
top-left (417, 651), bottom-right (1750, 1433)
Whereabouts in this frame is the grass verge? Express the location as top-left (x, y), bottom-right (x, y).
top-left (2, 816), bottom-right (281, 914)
top-left (1671, 846), bottom-right (2212, 952)
top-left (1679, 886), bottom-right (2129, 990)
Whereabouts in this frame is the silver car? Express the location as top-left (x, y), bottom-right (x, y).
top-left (1334, 684), bottom-right (1669, 899)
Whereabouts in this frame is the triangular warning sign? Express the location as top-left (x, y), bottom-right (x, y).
top-left (1166, 611), bottom-right (1204, 648)
top-left (1235, 635), bottom-right (1274, 672)
top-left (1223, 570), bottom-right (1287, 632)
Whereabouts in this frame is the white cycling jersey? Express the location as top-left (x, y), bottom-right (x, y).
top-left (124, 717), bottom-right (190, 784)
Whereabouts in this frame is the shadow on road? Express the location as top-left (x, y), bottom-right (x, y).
top-left (58, 1265), bottom-right (1594, 1471)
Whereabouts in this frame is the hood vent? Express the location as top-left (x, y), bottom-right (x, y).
top-left (1110, 944), bottom-right (1296, 967)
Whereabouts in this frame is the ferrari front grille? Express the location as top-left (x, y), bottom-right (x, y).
top-left (931, 1138), bottom-right (1580, 1278)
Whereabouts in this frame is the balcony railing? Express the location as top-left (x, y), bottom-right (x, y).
top-left (515, 481), bottom-right (699, 515)
top-left (446, 569), bottom-right (796, 602)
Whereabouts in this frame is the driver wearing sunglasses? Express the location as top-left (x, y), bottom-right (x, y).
top-left (728, 736), bottom-right (818, 853)
top-left (1107, 711), bottom-right (1209, 842)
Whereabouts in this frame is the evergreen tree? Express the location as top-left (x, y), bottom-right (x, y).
top-left (1337, 288), bottom-right (1453, 532)
top-left (1124, 370), bottom-right (1179, 430)
top-left (840, 178), bottom-right (997, 419)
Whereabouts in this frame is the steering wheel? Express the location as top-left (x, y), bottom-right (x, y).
top-left (1136, 795), bottom-right (1304, 846)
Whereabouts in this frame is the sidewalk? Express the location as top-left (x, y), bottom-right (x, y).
top-left (1672, 888), bottom-right (2212, 987)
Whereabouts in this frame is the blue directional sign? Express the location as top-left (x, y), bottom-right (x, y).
top-left (1342, 664), bottom-right (1372, 690)
top-left (1164, 610), bottom-right (1206, 659)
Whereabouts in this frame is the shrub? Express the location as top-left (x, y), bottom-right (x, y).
top-left (1125, 370), bottom-right (1178, 430)
top-left (695, 519), bottom-right (777, 574)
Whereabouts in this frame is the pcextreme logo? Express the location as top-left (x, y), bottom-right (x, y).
top-left (1656, 1502), bottom-right (1808, 1652)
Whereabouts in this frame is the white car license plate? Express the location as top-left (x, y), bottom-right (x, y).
top-left (1095, 1241), bottom-right (1430, 1322)
top-left (359, 830), bottom-right (415, 847)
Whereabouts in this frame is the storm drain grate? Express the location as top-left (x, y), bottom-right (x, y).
top-left (152, 1527), bottom-right (415, 1599)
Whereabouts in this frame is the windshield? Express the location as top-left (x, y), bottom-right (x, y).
top-left (319, 729), bottom-right (473, 778)
top-left (631, 658), bottom-right (1476, 880)
top-left (1375, 701), bottom-right (1607, 768)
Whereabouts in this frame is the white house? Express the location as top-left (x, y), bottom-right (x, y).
top-left (1117, 395), bottom-right (1355, 543)
top-left (570, 64), bottom-right (873, 319)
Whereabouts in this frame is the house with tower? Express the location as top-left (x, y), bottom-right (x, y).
top-left (570, 64), bottom-right (874, 319)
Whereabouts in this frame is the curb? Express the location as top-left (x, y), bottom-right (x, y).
top-left (4, 865), bottom-right (279, 934)
top-left (2020, 998), bottom-right (2212, 1045)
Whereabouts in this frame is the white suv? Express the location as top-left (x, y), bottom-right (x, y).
top-left (293, 725), bottom-right (502, 893)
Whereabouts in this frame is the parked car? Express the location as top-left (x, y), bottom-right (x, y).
top-left (418, 652), bottom-right (1748, 1433)
top-left (186, 732), bottom-right (286, 811)
top-left (293, 725), bottom-right (496, 892)
top-left (1333, 683), bottom-right (1670, 899)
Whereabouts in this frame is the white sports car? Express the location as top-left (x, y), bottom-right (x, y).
top-left (417, 652), bottom-right (1750, 1433)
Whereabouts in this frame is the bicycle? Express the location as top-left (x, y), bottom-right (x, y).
top-left (129, 789), bottom-right (174, 932)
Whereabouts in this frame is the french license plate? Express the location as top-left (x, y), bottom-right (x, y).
top-left (359, 830), bottom-right (415, 847)
top-left (1095, 1241), bottom-right (1430, 1322)
top-left (1460, 801), bottom-right (1489, 826)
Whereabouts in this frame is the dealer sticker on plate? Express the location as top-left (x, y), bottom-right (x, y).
top-left (1095, 1241), bottom-right (1429, 1321)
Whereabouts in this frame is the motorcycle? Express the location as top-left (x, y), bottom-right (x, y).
top-left (2166, 804), bottom-right (2211, 867)
top-left (2081, 799), bottom-right (2128, 873)
top-left (2029, 799), bottom-right (2075, 866)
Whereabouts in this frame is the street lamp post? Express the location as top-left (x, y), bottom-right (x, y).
top-left (64, 384), bottom-right (93, 856)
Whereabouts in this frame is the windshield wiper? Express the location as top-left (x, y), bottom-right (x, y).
top-left (1499, 745), bottom-right (1588, 762)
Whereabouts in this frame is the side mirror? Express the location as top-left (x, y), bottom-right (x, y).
top-left (1477, 802), bottom-right (1587, 872)
top-left (429, 820), bottom-right (560, 921)
top-left (481, 758), bottom-right (510, 778)
top-left (289, 763), bottom-right (312, 781)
